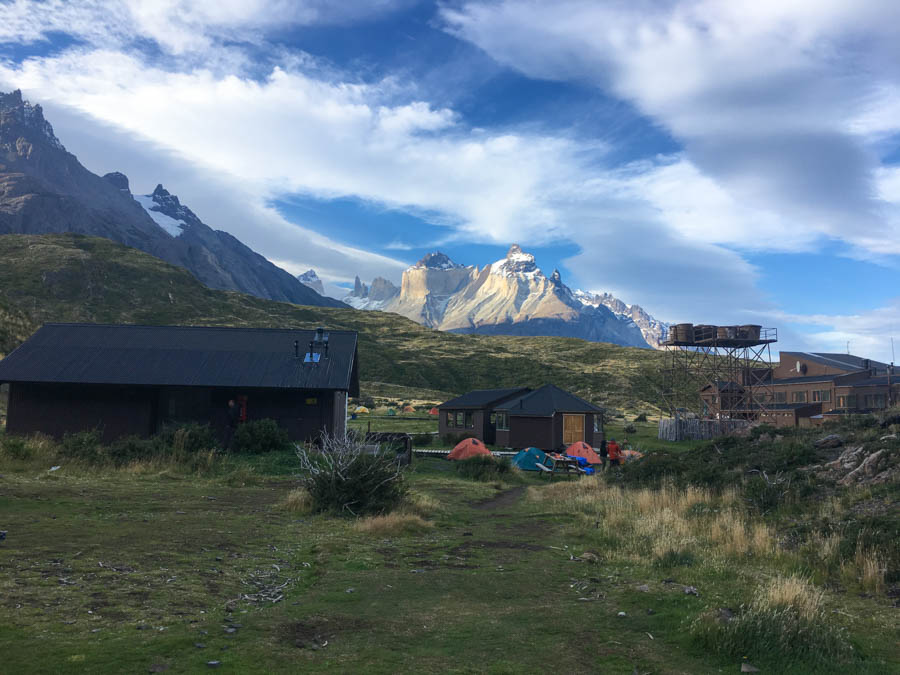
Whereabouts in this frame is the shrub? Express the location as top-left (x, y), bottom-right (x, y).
top-left (624, 424), bottom-right (637, 434)
top-left (296, 433), bottom-right (407, 516)
top-left (442, 432), bottom-right (471, 446)
top-left (232, 419), bottom-right (290, 454)
top-left (0, 434), bottom-right (32, 460)
top-left (59, 429), bottom-right (103, 462)
top-left (455, 454), bottom-right (512, 482)
top-left (412, 433), bottom-right (433, 446)
top-left (107, 435), bottom-right (159, 466)
top-left (652, 548), bottom-right (696, 568)
top-left (280, 488), bottom-right (313, 514)
top-left (353, 513), bottom-right (433, 536)
top-left (634, 413), bottom-right (648, 423)
top-left (157, 423), bottom-right (218, 454)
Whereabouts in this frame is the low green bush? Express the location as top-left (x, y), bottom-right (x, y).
top-left (106, 435), bottom-right (160, 466)
top-left (231, 419), bottom-right (291, 454)
top-left (454, 454), bottom-right (512, 482)
top-left (652, 548), bottom-right (696, 568)
top-left (412, 433), bottom-right (433, 446)
top-left (624, 424), bottom-right (637, 434)
top-left (157, 423), bottom-right (218, 454)
top-left (0, 434), bottom-right (31, 460)
top-left (301, 451), bottom-right (407, 516)
top-left (59, 430), bottom-right (103, 462)
top-left (634, 413), bottom-right (648, 423)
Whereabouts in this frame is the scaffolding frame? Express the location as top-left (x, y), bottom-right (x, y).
top-left (659, 325), bottom-right (777, 421)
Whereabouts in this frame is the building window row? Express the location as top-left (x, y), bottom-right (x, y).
top-left (812, 390), bottom-right (831, 402)
top-left (446, 411), bottom-right (474, 429)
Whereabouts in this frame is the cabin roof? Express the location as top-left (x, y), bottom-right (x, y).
top-left (0, 323), bottom-right (359, 394)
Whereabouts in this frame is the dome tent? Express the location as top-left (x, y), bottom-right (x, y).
top-left (512, 447), bottom-right (549, 471)
top-left (428, 407), bottom-right (439, 415)
top-left (566, 441), bottom-right (602, 465)
top-left (387, 408), bottom-right (397, 416)
top-left (447, 437), bottom-right (491, 461)
top-left (402, 405), bottom-right (416, 413)
top-left (353, 405), bottom-right (370, 414)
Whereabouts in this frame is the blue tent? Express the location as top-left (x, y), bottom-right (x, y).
top-left (512, 447), bottom-right (549, 471)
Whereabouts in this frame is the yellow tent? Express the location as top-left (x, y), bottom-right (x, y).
top-left (354, 406), bottom-right (370, 414)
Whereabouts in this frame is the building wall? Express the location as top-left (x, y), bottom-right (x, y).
top-left (774, 353), bottom-right (854, 379)
top-left (7, 382), bottom-right (156, 442)
top-left (8, 382), bottom-right (343, 444)
top-left (438, 408), bottom-right (484, 441)
top-left (508, 416), bottom-right (555, 450)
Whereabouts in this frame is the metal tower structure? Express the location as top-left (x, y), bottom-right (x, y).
top-left (660, 323), bottom-right (777, 421)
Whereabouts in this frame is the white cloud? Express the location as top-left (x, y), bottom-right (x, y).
top-left (442, 0), bottom-right (900, 256)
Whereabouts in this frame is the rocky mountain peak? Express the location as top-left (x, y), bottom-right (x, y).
top-left (297, 269), bottom-right (325, 296)
top-left (102, 172), bottom-right (131, 194)
top-left (492, 243), bottom-right (541, 278)
top-left (415, 251), bottom-right (461, 270)
top-left (0, 89), bottom-right (65, 151)
top-left (550, 268), bottom-right (562, 285)
top-left (147, 184), bottom-right (200, 226)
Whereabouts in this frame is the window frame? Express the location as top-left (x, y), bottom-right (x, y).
top-left (495, 412), bottom-right (509, 431)
top-left (791, 390), bottom-right (807, 403)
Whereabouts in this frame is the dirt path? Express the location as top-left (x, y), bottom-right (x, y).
top-left (471, 486), bottom-right (526, 510)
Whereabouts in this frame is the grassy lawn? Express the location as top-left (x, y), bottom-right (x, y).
top-left (347, 415), bottom-right (438, 435)
top-left (1, 437), bottom-right (898, 673)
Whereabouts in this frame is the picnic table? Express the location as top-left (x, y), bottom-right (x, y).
top-left (537, 454), bottom-right (588, 478)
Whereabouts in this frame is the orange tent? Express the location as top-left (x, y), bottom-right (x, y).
top-left (623, 449), bottom-right (644, 462)
top-left (566, 441), bottom-right (602, 465)
top-left (428, 407), bottom-right (439, 415)
top-left (447, 438), bottom-right (491, 461)
top-left (402, 405), bottom-right (416, 413)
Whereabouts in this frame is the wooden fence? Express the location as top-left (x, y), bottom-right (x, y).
top-left (657, 418), bottom-right (750, 442)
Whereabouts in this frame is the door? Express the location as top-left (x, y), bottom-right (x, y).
top-left (562, 414), bottom-right (585, 446)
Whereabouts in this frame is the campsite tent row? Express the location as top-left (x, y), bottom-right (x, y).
top-left (447, 438), bottom-right (641, 470)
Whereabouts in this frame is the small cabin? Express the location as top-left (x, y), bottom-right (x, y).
top-left (493, 384), bottom-right (604, 451)
top-left (438, 387), bottom-right (530, 444)
top-left (0, 323), bottom-right (359, 444)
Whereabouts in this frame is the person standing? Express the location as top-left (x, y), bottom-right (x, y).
top-left (224, 398), bottom-right (240, 450)
top-left (599, 437), bottom-right (608, 469)
top-left (606, 437), bottom-right (622, 469)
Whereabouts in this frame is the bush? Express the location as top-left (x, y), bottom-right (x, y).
top-left (624, 424), bottom-right (637, 434)
top-left (107, 435), bottom-right (159, 466)
top-left (157, 423), bottom-right (218, 454)
top-left (455, 455), bottom-right (512, 482)
top-left (634, 413), bottom-right (648, 423)
top-left (653, 548), bottom-right (696, 568)
top-left (442, 432), bottom-right (471, 446)
top-left (59, 430), bottom-right (103, 462)
top-left (231, 419), bottom-right (291, 454)
top-left (0, 434), bottom-right (31, 460)
top-left (412, 433), bottom-right (433, 446)
top-left (297, 433), bottom-right (407, 516)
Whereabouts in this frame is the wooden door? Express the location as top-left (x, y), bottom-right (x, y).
top-left (562, 414), bottom-right (584, 446)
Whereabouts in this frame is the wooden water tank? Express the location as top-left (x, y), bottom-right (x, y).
top-left (674, 323), bottom-right (694, 342)
top-left (740, 324), bottom-right (762, 340)
top-left (718, 325), bottom-right (737, 340)
top-left (695, 324), bottom-right (717, 341)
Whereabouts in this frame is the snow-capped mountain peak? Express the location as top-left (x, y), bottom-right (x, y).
top-left (134, 193), bottom-right (187, 238)
top-left (0, 90), bottom-right (65, 151)
top-left (491, 243), bottom-right (543, 279)
top-left (297, 269), bottom-right (325, 296)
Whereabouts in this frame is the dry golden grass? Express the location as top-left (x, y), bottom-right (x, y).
top-left (755, 574), bottom-right (824, 621)
top-left (281, 488), bottom-right (314, 514)
top-left (853, 545), bottom-right (885, 594)
top-left (353, 512), bottom-right (434, 536)
top-left (403, 491), bottom-right (442, 517)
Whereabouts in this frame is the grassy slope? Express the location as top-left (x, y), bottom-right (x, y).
top-left (0, 234), bottom-right (667, 412)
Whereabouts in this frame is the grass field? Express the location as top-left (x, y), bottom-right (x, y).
top-left (1, 425), bottom-right (898, 674)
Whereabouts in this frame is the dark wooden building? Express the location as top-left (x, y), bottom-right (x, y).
top-left (493, 384), bottom-right (604, 451)
top-left (0, 324), bottom-right (359, 443)
top-left (438, 387), bottom-right (530, 444)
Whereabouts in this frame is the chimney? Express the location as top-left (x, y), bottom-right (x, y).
top-left (293, 340), bottom-right (299, 359)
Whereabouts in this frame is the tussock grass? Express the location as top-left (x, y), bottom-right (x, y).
top-left (843, 543), bottom-right (886, 594)
top-left (403, 490), bottom-right (442, 518)
top-left (281, 488), bottom-right (314, 514)
top-left (353, 512), bottom-right (434, 536)
top-left (692, 575), bottom-right (853, 667)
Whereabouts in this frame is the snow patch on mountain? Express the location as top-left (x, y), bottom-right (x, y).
top-left (134, 194), bottom-right (186, 237)
top-left (297, 269), bottom-right (325, 296)
top-left (491, 244), bottom-right (543, 279)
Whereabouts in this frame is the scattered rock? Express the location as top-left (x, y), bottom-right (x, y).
top-left (410, 569), bottom-right (426, 574)
top-left (815, 434), bottom-right (843, 449)
top-left (195, 643), bottom-right (206, 649)
top-left (683, 586), bottom-right (699, 596)
top-left (345, 588), bottom-right (355, 593)
top-left (636, 584), bottom-right (650, 593)
top-left (717, 607), bottom-right (735, 623)
top-left (224, 627), bottom-right (236, 634)
top-left (462, 532), bottom-right (473, 537)
top-left (880, 434), bottom-right (898, 441)
top-left (581, 552), bottom-right (599, 563)
top-left (206, 662), bottom-right (221, 668)
top-left (617, 611), bottom-right (627, 618)
top-left (741, 663), bottom-right (760, 672)
top-left (148, 666), bottom-right (169, 673)
top-left (646, 608), bottom-right (655, 615)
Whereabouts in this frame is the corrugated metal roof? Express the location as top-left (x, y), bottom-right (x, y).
top-left (439, 387), bottom-right (530, 410)
top-left (783, 352), bottom-right (889, 373)
top-left (0, 324), bottom-right (358, 392)
top-left (771, 374), bottom-right (842, 385)
top-left (496, 384), bottom-right (603, 417)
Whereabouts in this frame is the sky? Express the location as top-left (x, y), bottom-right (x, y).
top-left (1, 0), bottom-right (899, 361)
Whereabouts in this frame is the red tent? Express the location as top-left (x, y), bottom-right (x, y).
top-left (447, 438), bottom-right (491, 461)
top-left (428, 407), bottom-right (439, 416)
top-left (566, 441), bottom-right (602, 465)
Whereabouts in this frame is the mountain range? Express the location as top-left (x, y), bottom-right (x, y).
top-left (0, 90), bottom-right (342, 308)
top-left (344, 245), bottom-right (664, 348)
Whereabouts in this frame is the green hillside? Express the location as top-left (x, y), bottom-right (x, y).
top-left (0, 234), bottom-right (668, 412)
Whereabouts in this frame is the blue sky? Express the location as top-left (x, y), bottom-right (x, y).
top-left (1, 1), bottom-right (899, 360)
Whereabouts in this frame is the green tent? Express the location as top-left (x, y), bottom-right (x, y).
top-left (512, 447), bottom-right (549, 472)
top-left (387, 408), bottom-right (397, 416)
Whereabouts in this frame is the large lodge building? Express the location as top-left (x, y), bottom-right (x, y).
top-left (701, 351), bottom-right (898, 427)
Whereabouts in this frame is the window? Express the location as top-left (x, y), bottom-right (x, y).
top-left (848, 395), bottom-right (857, 409)
top-left (446, 411), bottom-right (455, 428)
top-left (837, 395), bottom-right (858, 409)
top-left (464, 411), bottom-right (474, 428)
top-left (456, 411), bottom-right (465, 427)
top-left (593, 414), bottom-right (601, 432)
top-left (774, 391), bottom-right (786, 403)
top-left (490, 413), bottom-right (496, 425)
top-left (496, 412), bottom-right (509, 431)
top-left (812, 390), bottom-right (831, 403)
top-left (791, 391), bottom-right (807, 403)
top-left (864, 394), bottom-right (886, 409)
